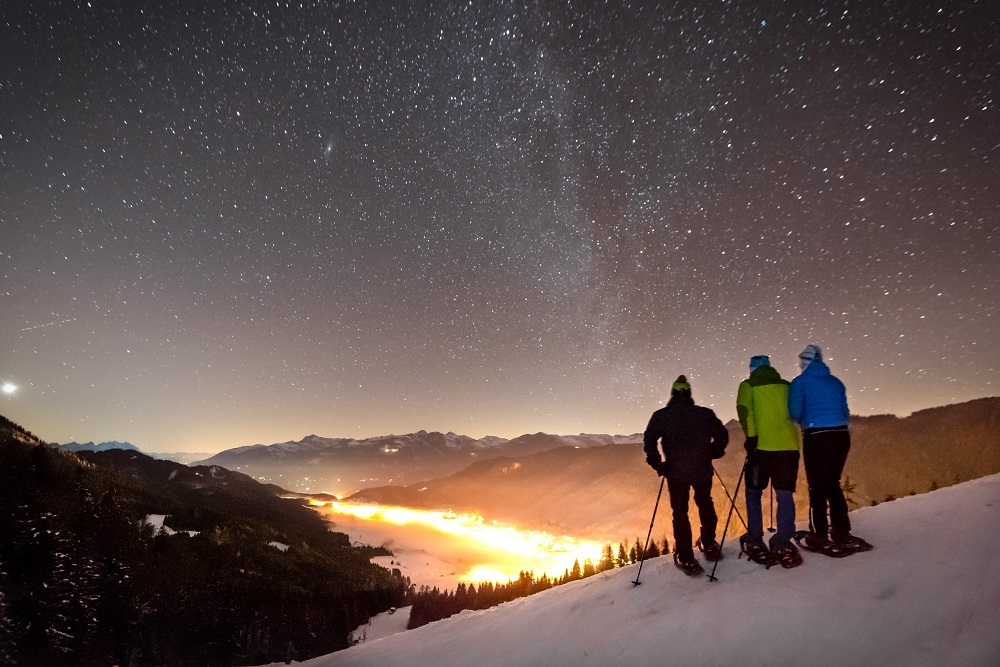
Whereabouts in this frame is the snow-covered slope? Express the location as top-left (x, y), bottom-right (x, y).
top-left (305, 474), bottom-right (1000, 667)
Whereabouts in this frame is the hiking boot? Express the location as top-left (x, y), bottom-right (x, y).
top-left (770, 543), bottom-right (803, 569)
top-left (739, 534), bottom-right (773, 566)
top-left (831, 531), bottom-right (873, 552)
top-left (673, 552), bottom-right (704, 576)
top-left (804, 533), bottom-right (832, 550)
top-left (696, 538), bottom-right (723, 562)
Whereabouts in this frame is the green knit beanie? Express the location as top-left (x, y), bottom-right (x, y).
top-left (672, 375), bottom-right (691, 393)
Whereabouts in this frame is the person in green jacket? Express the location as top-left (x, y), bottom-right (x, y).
top-left (736, 355), bottom-right (802, 568)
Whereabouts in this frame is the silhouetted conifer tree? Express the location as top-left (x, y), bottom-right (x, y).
top-left (598, 544), bottom-right (615, 572)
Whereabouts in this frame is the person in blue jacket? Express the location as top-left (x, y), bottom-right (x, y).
top-left (788, 344), bottom-right (869, 551)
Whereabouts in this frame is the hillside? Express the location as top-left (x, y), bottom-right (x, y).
top-left (844, 397), bottom-right (1000, 501)
top-left (0, 418), bottom-right (407, 665)
top-left (309, 473), bottom-right (1000, 666)
top-left (346, 398), bottom-right (1000, 543)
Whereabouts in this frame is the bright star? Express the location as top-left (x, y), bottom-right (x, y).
top-left (1, 384), bottom-right (16, 395)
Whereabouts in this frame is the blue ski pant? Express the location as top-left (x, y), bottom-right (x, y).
top-left (744, 450), bottom-right (799, 547)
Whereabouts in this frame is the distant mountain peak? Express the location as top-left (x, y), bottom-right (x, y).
top-left (49, 440), bottom-right (141, 453)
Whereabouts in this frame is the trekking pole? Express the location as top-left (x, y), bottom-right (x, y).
top-left (707, 456), bottom-right (748, 582)
top-left (768, 487), bottom-right (775, 533)
top-left (713, 466), bottom-right (748, 531)
top-left (632, 476), bottom-right (665, 586)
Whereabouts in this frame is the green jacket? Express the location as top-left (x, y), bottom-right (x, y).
top-left (736, 365), bottom-right (800, 452)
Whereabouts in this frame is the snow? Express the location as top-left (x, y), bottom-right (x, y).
top-left (144, 514), bottom-right (199, 538)
top-left (301, 474), bottom-right (1000, 667)
top-left (145, 514), bottom-right (170, 533)
top-left (268, 541), bottom-right (289, 552)
top-left (349, 606), bottom-right (412, 646)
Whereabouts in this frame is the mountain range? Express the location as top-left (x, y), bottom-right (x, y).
top-left (48, 440), bottom-right (141, 453)
top-left (196, 431), bottom-right (638, 494)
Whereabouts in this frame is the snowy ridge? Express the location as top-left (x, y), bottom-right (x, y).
top-left (306, 474), bottom-right (1000, 667)
top-left (49, 440), bottom-right (140, 453)
top-left (202, 431), bottom-right (646, 463)
top-left (199, 431), bottom-right (513, 463)
top-left (559, 433), bottom-right (642, 448)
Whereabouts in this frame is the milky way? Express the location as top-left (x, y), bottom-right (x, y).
top-left (2, 1), bottom-right (997, 452)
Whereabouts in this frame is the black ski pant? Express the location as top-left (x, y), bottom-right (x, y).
top-left (802, 427), bottom-right (852, 538)
top-left (666, 476), bottom-right (717, 561)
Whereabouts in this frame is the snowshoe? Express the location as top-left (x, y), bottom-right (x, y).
top-left (770, 543), bottom-right (803, 569)
top-left (794, 530), bottom-right (853, 558)
top-left (673, 553), bottom-right (704, 576)
top-left (739, 534), bottom-right (775, 567)
top-left (696, 538), bottom-right (723, 562)
top-left (832, 532), bottom-right (873, 552)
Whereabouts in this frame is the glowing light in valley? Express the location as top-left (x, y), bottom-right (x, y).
top-left (314, 500), bottom-right (605, 583)
top-left (1, 384), bottom-right (16, 395)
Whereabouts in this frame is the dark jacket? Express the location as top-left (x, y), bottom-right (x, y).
top-left (643, 395), bottom-right (729, 484)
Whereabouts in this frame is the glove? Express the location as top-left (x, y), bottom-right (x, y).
top-left (743, 436), bottom-right (758, 454)
top-left (656, 461), bottom-right (670, 478)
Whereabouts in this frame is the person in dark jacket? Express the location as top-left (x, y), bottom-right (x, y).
top-left (643, 375), bottom-right (729, 573)
top-left (789, 344), bottom-right (871, 552)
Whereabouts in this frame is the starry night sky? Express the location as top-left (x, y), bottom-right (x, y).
top-left (2, 0), bottom-right (997, 453)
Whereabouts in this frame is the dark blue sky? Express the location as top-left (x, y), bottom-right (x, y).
top-left (2, 0), bottom-right (997, 452)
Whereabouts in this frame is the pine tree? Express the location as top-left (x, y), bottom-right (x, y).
top-left (598, 543), bottom-right (615, 572)
top-left (617, 542), bottom-right (628, 568)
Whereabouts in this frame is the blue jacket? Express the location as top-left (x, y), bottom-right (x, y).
top-left (788, 359), bottom-right (849, 429)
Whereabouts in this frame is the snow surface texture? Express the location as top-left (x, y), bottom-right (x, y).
top-left (349, 606), bottom-right (412, 646)
top-left (303, 474), bottom-right (1000, 667)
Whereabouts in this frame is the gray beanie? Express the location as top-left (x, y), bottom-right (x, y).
top-left (799, 344), bottom-right (823, 370)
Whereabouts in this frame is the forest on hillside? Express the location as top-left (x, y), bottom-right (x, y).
top-left (0, 419), bottom-right (409, 665)
top-left (407, 537), bottom-right (669, 629)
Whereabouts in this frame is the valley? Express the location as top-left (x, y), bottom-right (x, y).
top-left (314, 500), bottom-right (605, 588)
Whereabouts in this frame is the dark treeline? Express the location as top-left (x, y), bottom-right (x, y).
top-left (407, 536), bottom-right (670, 630)
top-left (0, 426), bottom-right (409, 665)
